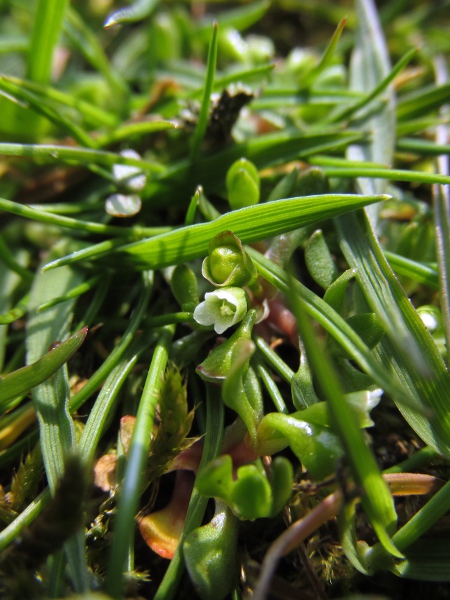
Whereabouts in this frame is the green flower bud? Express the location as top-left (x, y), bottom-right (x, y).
top-left (218, 27), bottom-right (248, 63)
top-left (171, 264), bottom-right (199, 312)
top-left (226, 158), bottom-right (260, 210)
top-left (202, 230), bottom-right (258, 288)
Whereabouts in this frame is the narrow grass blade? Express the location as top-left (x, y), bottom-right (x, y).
top-left (366, 480), bottom-right (450, 572)
top-left (113, 193), bottom-right (388, 270)
top-left (347, 0), bottom-right (395, 208)
top-left (26, 246), bottom-right (89, 592)
top-left (66, 7), bottom-right (128, 98)
top-left (286, 280), bottom-right (399, 556)
top-left (0, 74), bottom-right (117, 128)
top-left (190, 22), bottom-right (218, 161)
top-left (70, 271), bottom-right (154, 412)
top-left (37, 276), bottom-right (103, 313)
top-left (301, 18), bottom-right (348, 88)
top-left (433, 56), bottom-right (450, 368)
top-left (247, 247), bottom-right (421, 410)
top-left (397, 83), bottom-right (450, 121)
top-left (79, 337), bottom-right (150, 466)
top-left (106, 325), bottom-right (174, 598)
top-left (97, 119), bottom-right (177, 147)
top-left (0, 77), bottom-right (95, 148)
top-left (0, 328), bottom-right (87, 407)
top-left (0, 142), bottom-right (165, 173)
top-left (27, 0), bottom-right (69, 84)
top-left (312, 163), bottom-right (450, 187)
top-left (329, 47), bottom-right (416, 124)
top-left (384, 251), bottom-right (440, 290)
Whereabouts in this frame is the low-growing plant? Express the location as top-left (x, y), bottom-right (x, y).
top-left (0, 0), bottom-right (450, 598)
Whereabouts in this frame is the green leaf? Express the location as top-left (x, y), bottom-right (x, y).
top-left (184, 501), bottom-right (239, 600)
top-left (347, 0), bottom-right (395, 198)
top-left (196, 310), bottom-right (257, 383)
top-left (0, 327), bottom-right (87, 407)
top-left (305, 229), bottom-right (339, 290)
top-left (146, 366), bottom-right (195, 483)
top-left (108, 193), bottom-right (388, 271)
top-left (190, 22), bottom-right (219, 160)
top-left (336, 211), bottom-right (450, 458)
top-left (286, 284), bottom-right (401, 559)
top-left (27, 0), bottom-right (69, 85)
top-left (256, 412), bottom-right (343, 480)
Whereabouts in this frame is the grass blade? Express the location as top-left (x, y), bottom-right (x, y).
top-left (111, 193), bottom-right (388, 270)
top-left (336, 211), bottom-right (450, 458)
top-left (106, 325), bottom-right (174, 598)
top-left (190, 22), bottom-right (218, 161)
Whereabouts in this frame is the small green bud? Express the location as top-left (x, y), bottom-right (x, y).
top-left (202, 230), bottom-right (258, 288)
top-left (218, 27), bottom-right (248, 63)
top-left (171, 264), bottom-right (199, 312)
top-left (226, 158), bottom-right (260, 210)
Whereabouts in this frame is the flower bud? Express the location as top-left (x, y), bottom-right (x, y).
top-left (193, 287), bottom-right (247, 335)
top-left (202, 230), bottom-right (258, 288)
top-left (226, 158), bottom-right (260, 210)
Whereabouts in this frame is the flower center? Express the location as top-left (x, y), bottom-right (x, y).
top-left (220, 300), bottom-right (235, 317)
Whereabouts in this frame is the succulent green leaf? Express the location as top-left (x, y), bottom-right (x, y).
top-left (196, 309), bottom-right (257, 382)
top-left (256, 412), bottom-right (343, 480)
top-left (305, 229), bottom-right (339, 290)
top-left (226, 158), bottom-right (260, 210)
top-left (222, 339), bottom-right (259, 443)
top-left (184, 501), bottom-right (239, 600)
top-left (323, 268), bottom-right (357, 312)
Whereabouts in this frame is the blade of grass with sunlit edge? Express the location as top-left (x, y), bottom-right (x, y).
top-left (26, 246), bottom-right (89, 593)
top-left (0, 197), bottom-right (171, 239)
top-left (286, 278), bottom-right (400, 558)
top-left (347, 0), bottom-right (394, 214)
top-left (433, 56), bottom-right (450, 370)
top-left (100, 193), bottom-right (388, 270)
top-left (336, 211), bottom-right (450, 458)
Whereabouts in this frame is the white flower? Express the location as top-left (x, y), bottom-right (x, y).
top-left (113, 149), bottom-right (146, 191)
top-left (193, 287), bottom-right (247, 334)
